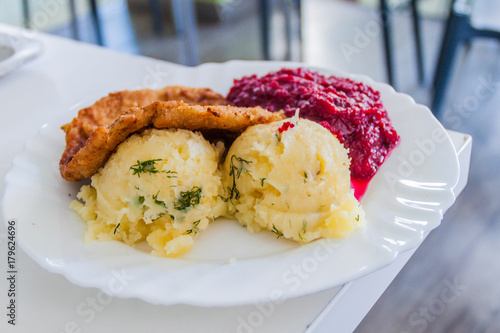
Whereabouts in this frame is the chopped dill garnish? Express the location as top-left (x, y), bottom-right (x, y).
top-left (232, 155), bottom-right (252, 178)
top-left (355, 215), bottom-right (360, 222)
top-left (186, 220), bottom-right (201, 235)
top-left (151, 191), bottom-right (169, 221)
top-left (152, 191), bottom-right (167, 209)
top-left (298, 220), bottom-right (308, 241)
top-left (130, 159), bottom-right (177, 178)
top-left (113, 223), bottom-right (121, 234)
top-left (130, 159), bottom-right (162, 177)
top-left (152, 212), bottom-right (166, 221)
top-left (137, 196), bottom-right (145, 205)
top-left (303, 171), bottom-right (308, 183)
top-left (222, 155), bottom-right (252, 203)
top-left (260, 177), bottom-right (266, 187)
top-left (174, 186), bottom-right (202, 210)
top-left (163, 170), bottom-right (177, 178)
top-left (271, 224), bottom-right (284, 239)
top-left (275, 133), bottom-right (281, 142)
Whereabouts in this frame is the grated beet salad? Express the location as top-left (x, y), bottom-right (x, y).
top-left (227, 68), bottom-right (400, 181)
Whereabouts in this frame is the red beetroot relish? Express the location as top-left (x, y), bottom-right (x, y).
top-left (278, 122), bottom-right (295, 133)
top-left (227, 68), bottom-right (400, 181)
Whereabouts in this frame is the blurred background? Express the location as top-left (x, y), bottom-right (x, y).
top-left (1, 0), bottom-right (500, 332)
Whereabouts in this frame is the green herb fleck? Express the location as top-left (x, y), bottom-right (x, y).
top-left (137, 196), bottom-right (145, 205)
top-left (298, 220), bottom-right (308, 242)
top-left (113, 223), bottom-right (121, 234)
top-left (303, 171), bottom-right (308, 183)
top-left (260, 177), bottom-right (266, 187)
top-left (186, 220), bottom-right (201, 235)
top-left (151, 191), bottom-right (169, 220)
top-left (162, 170), bottom-right (177, 178)
top-left (152, 191), bottom-right (167, 209)
top-left (271, 224), bottom-right (284, 239)
top-left (130, 159), bottom-right (163, 177)
top-left (174, 186), bottom-right (202, 210)
top-left (152, 212), bottom-right (166, 221)
top-left (355, 215), bottom-right (360, 222)
top-left (130, 159), bottom-right (177, 178)
top-left (222, 155), bottom-right (252, 204)
top-left (275, 133), bottom-right (281, 142)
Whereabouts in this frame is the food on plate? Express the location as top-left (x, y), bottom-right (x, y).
top-left (60, 100), bottom-right (281, 181)
top-left (220, 116), bottom-right (365, 242)
top-left (70, 128), bottom-right (227, 257)
top-left (62, 73), bottom-right (383, 256)
top-left (227, 68), bottom-right (400, 182)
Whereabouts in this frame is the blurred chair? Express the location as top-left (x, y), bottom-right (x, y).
top-left (259, 0), bottom-right (302, 62)
top-left (380, 0), bottom-right (424, 87)
top-left (148, 0), bottom-right (164, 35)
top-left (169, 0), bottom-right (200, 66)
top-left (432, 0), bottom-right (500, 115)
top-left (259, 0), bottom-right (424, 88)
top-left (21, 0), bottom-right (103, 45)
top-left (21, 0), bottom-right (200, 66)
top-left (146, 0), bottom-right (200, 66)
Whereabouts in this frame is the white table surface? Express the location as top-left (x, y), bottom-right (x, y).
top-left (0, 23), bottom-right (472, 333)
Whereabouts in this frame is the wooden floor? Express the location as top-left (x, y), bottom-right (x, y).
top-left (52, 0), bottom-right (500, 331)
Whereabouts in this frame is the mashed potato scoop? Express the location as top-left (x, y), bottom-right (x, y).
top-left (71, 128), bottom-right (226, 257)
top-left (221, 117), bottom-right (365, 242)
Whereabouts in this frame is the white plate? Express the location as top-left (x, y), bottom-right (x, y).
top-left (0, 26), bottom-right (43, 77)
top-left (1, 61), bottom-right (459, 306)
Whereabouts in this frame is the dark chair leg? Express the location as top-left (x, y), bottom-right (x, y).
top-left (287, 0), bottom-right (302, 62)
top-left (380, 0), bottom-right (395, 87)
top-left (295, 0), bottom-right (302, 62)
top-left (171, 0), bottom-right (200, 66)
top-left (69, 0), bottom-right (79, 40)
top-left (259, 0), bottom-right (272, 60)
top-left (284, 0), bottom-right (293, 61)
top-left (431, 10), bottom-right (470, 115)
top-left (411, 0), bottom-right (424, 84)
top-left (22, 0), bottom-right (30, 29)
top-left (89, 0), bottom-right (104, 46)
top-left (149, 0), bottom-right (163, 34)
